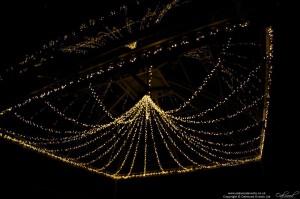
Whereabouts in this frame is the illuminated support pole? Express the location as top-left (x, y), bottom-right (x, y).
top-left (260, 26), bottom-right (273, 158)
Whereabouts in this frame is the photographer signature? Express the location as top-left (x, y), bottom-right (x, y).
top-left (276, 191), bottom-right (299, 199)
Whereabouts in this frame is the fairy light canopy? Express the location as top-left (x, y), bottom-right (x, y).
top-left (0, 0), bottom-right (273, 179)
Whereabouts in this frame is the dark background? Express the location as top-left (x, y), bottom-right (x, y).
top-left (0, 1), bottom-right (298, 198)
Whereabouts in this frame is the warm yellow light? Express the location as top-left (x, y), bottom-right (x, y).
top-left (125, 41), bottom-right (137, 49)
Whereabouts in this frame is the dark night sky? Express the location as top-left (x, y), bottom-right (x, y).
top-left (0, 1), bottom-right (299, 198)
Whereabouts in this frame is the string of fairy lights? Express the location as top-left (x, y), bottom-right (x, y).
top-left (0, 0), bottom-right (183, 81)
top-left (0, 0), bottom-right (273, 179)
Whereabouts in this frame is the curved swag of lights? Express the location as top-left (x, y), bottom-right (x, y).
top-left (0, 0), bottom-right (273, 179)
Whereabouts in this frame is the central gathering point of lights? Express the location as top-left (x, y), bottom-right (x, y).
top-left (0, 0), bottom-right (273, 179)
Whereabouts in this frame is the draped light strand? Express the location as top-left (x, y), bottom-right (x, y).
top-left (45, 101), bottom-right (97, 128)
top-left (89, 85), bottom-right (115, 120)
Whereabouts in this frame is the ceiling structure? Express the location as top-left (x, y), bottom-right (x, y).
top-left (0, 0), bottom-right (276, 180)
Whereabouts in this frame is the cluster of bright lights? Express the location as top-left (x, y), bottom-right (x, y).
top-left (126, 41), bottom-right (138, 49)
top-left (0, 0), bottom-right (273, 179)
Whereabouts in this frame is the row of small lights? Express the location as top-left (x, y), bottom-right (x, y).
top-left (0, 0), bottom-right (181, 81)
